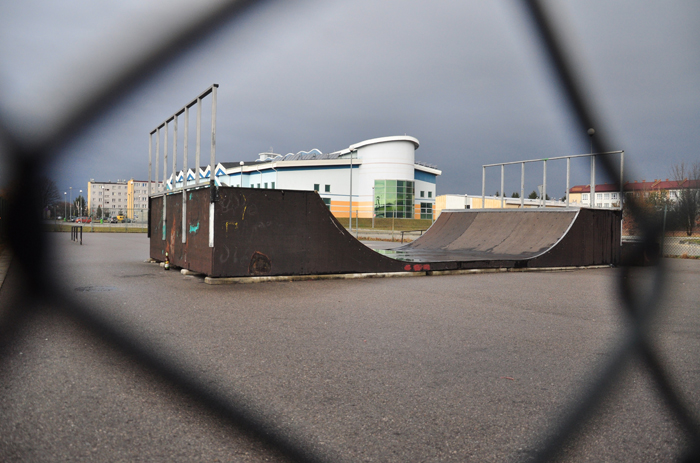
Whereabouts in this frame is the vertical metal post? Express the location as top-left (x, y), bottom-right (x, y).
top-left (181, 191), bottom-right (187, 244)
top-left (163, 121), bottom-right (168, 191)
top-left (566, 157), bottom-right (570, 208)
top-left (208, 87), bottom-right (217, 249)
top-left (520, 162), bottom-right (525, 208)
top-left (500, 164), bottom-right (504, 209)
top-left (210, 85), bottom-right (217, 184)
top-left (481, 166), bottom-right (486, 209)
top-left (155, 128), bottom-right (160, 192)
top-left (162, 122), bottom-right (168, 239)
top-left (355, 209), bottom-right (359, 239)
top-left (590, 155), bottom-right (596, 207)
top-left (195, 98), bottom-right (201, 185)
top-left (184, 107), bottom-right (189, 187)
top-left (349, 150), bottom-right (353, 230)
top-left (620, 151), bottom-right (625, 210)
top-left (148, 133), bottom-right (152, 198)
top-left (172, 116), bottom-right (178, 190)
top-left (542, 159), bottom-right (547, 207)
top-left (182, 107), bottom-right (188, 244)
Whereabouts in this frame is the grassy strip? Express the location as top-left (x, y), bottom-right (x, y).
top-left (343, 217), bottom-right (433, 231)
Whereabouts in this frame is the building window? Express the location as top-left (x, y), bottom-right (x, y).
top-left (428, 191), bottom-right (432, 198)
top-left (374, 179), bottom-right (415, 219)
top-left (257, 184), bottom-right (260, 188)
top-left (596, 193), bottom-right (602, 200)
top-left (420, 203), bottom-right (433, 220)
top-left (271, 182), bottom-right (275, 189)
top-left (582, 193), bottom-right (589, 201)
top-left (325, 185), bottom-right (330, 193)
top-left (314, 184), bottom-right (320, 192)
top-left (603, 193), bottom-right (610, 200)
top-left (323, 198), bottom-right (331, 209)
top-left (420, 191), bottom-right (425, 198)
top-left (611, 193), bottom-right (618, 199)
top-left (264, 183), bottom-right (268, 189)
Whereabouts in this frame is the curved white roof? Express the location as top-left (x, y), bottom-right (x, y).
top-left (348, 135), bottom-right (420, 151)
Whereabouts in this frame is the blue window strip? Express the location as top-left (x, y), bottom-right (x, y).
top-left (414, 169), bottom-right (437, 184)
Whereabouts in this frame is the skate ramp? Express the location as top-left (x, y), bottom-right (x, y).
top-left (150, 187), bottom-right (620, 277)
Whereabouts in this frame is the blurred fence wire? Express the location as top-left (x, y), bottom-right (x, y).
top-left (0, 0), bottom-right (699, 462)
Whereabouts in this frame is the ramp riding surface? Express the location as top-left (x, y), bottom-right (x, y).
top-left (150, 188), bottom-right (620, 277)
top-left (384, 209), bottom-right (581, 261)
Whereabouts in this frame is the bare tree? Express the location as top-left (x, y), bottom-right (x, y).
top-left (38, 176), bottom-right (61, 211)
top-left (73, 195), bottom-right (87, 217)
top-left (671, 162), bottom-right (700, 236)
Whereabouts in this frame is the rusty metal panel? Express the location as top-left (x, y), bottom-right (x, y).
top-left (149, 196), bottom-right (164, 261)
top-left (210, 188), bottom-right (407, 277)
top-left (149, 189), bottom-right (213, 275)
top-left (165, 193), bottom-right (183, 265)
top-left (529, 208), bottom-right (621, 267)
top-left (180, 188), bottom-right (213, 274)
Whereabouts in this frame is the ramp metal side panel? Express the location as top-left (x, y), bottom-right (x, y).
top-left (529, 208), bottom-right (621, 267)
top-left (149, 196), bottom-right (164, 261)
top-left (178, 189), bottom-right (212, 274)
top-left (149, 190), bottom-right (213, 275)
top-left (210, 188), bottom-right (407, 277)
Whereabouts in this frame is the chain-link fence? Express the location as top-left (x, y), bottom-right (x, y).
top-left (1, 1), bottom-right (699, 462)
top-left (623, 203), bottom-right (700, 259)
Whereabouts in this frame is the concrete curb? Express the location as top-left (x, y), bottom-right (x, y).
top-left (0, 248), bottom-right (12, 291)
top-left (203, 265), bottom-right (612, 285)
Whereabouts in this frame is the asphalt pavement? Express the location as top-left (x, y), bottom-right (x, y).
top-left (0, 233), bottom-right (698, 462)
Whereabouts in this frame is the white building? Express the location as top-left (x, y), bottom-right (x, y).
top-left (166, 136), bottom-right (442, 220)
top-left (435, 194), bottom-right (567, 218)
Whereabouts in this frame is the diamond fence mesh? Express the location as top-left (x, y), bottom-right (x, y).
top-left (1, 1), bottom-right (699, 462)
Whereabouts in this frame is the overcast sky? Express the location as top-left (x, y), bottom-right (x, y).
top-left (0, 0), bottom-right (698, 199)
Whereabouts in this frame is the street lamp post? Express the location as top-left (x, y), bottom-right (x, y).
top-left (239, 161), bottom-right (244, 187)
top-left (64, 192), bottom-right (67, 220)
top-left (79, 189), bottom-right (83, 217)
top-left (69, 187), bottom-right (72, 219)
top-left (588, 128), bottom-right (595, 207)
top-left (349, 149), bottom-right (356, 231)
